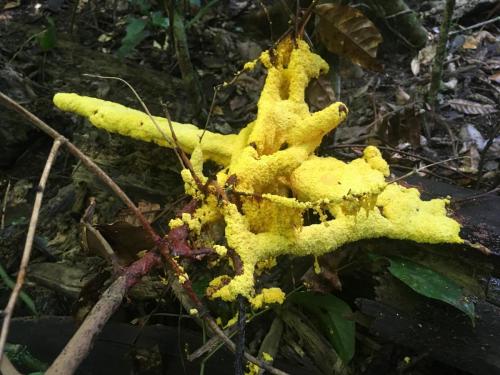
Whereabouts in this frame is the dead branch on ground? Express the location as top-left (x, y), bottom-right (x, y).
top-left (0, 139), bottom-right (62, 363)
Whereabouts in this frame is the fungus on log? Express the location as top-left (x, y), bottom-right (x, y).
top-left (53, 37), bottom-right (462, 306)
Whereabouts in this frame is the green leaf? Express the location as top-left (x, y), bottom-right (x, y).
top-left (290, 291), bottom-right (355, 362)
top-left (151, 11), bottom-right (169, 29)
top-left (192, 276), bottom-right (210, 299)
top-left (386, 256), bottom-right (475, 322)
top-left (37, 17), bottom-right (56, 52)
top-left (0, 263), bottom-right (37, 315)
top-left (117, 17), bottom-right (148, 58)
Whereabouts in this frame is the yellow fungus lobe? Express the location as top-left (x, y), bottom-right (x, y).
top-left (249, 288), bottom-right (286, 310)
top-left (53, 36), bottom-right (463, 305)
top-left (189, 308), bottom-right (198, 316)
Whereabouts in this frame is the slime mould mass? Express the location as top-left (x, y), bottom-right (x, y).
top-left (53, 37), bottom-right (463, 307)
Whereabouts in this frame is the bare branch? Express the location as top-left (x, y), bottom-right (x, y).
top-left (0, 355), bottom-right (22, 375)
top-left (1, 180), bottom-right (11, 230)
top-left (0, 138), bottom-right (62, 362)
top-left (46, 276), bottom-right (128, 375)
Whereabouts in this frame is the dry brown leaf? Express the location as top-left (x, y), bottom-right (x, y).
top-left (411, 45), bottom-right (437, 76)
top-left (2, 0), bottom-right (21, 10)
top-left (489, 72), bottom-right (500, 83)
top-left (447, 99), bottom-right (498, 115)
top-left (306, 75), bottom-right (336, 111)
top-left (116, 200), bottom-right (160, 225)
top-left (92, 221), bottom-right (156, 264)
top-left (462, 30), bottom-right (496, 49)
top-left (418, 45), bottom-right (437, 65)
top-left (315, 4), bottom-right (383, 72)
top-left (395, 87), bottom-right (411, 105)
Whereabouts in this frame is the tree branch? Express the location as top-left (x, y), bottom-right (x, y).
top-left (0, 138), bottom-right (62, 363)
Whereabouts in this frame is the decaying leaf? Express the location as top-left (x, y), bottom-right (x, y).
top-left (395, 87), bottom-right (411, 105)
top-left (489, 72), bottom-right (500, 83)
top-left (302, 252), bottom-right (349, 293)
top-left (459, 144), bottom-right (481, 174)
top-left (93, 221), bottom-right (155, 264)
top-left (460, 124), bottom-right (487, 151)
top-left (2, 0), bottom-right (21, 10)
top-left (410, 45), bottom-right (436, 76)
top-left (315, 4), bottom-right (383, 71)
top-left (462, 30), bottom-right (496, 49)
top-left (446, 99), bottom-right (498, 115)
top-left (306, 75), bottom-right (336, 111)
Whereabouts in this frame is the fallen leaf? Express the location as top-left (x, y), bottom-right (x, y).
top-left (460, 124), bottom-right (486, 151)
top-left (443, 78), bottom-right (458, 90)
top-left (462, 30), bottom-right (496, 49)
top-left (306, 75), bottom-right (336, 111)
top-left (315, 4), bottom-right (383, 71)
top-left (418, 45), bottom-right (436, 65)
top-left (116, 200), bottom-right (160, 225)
top-left (447, 99), bottom-right (497, 115)
top-left (395, 87), bottom-right (410, 105)
top-left (459, 144), bottom-right (481, 174)
top-left (489, 72), bottom-right (500, 83)
top-left (2, 0), bottom-right (20, 10)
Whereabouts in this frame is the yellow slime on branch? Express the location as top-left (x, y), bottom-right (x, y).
top-left (53, 37), bottom-right (462, 305)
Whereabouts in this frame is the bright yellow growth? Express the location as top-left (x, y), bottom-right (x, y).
top-left (249, 288), bottom-right (286, 310)
top-left (53, 37), bottom-right (462, 305)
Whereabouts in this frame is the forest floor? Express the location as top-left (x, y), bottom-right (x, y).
top-left (0, 1), bottom-right (499, 374)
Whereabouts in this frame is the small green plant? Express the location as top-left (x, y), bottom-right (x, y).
top-left (37, 17), bottom-right (57, 52)
top-left (117, 0), bottom-right (169, 58)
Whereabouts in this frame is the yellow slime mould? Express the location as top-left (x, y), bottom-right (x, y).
top-left (249, 288), bottom-right (286, 310)
top-left (53, 37), bottom-right (463, 305)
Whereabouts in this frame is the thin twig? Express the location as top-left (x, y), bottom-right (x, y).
top-left (82, 75), bottom-right (204, 192)
top-left (204, 319), bottom-right (289, 375)
top-left (188, 325), bottom-right (238, 361)
top-left (1, 180), bottom-right (11, 230)
top-left (453, 186), bottom-right (500, 203)
top-left (384, 9), bottom-right (412, 19)
top-left (199, 84), bottom-right (221, 143)
top-left (475, 122), bottom-right (500, 189)
top-left (463, 239), bottom-right (491, 256)
top-left (329, 143), bottom-right (470, 178)
top-left (0, 139), bottom-right (62, 363)
top-left (82, 222), bottom-right (122, 271)
top-left (449, 16), bottom-right (500, 35)
top-left (389, 156), bottom-right (466, 184)
top-left (161, 103), bottom-right (206, 192)
top-left (82, 75), bottom-right (179, 151)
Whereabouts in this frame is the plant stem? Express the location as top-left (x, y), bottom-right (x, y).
top-left (428, 0), bottom-right (455, 112)
top-left (0, 139), bottom-right (62, 363)
top-left (164, 0), bottom-right (204, 111)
